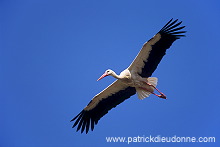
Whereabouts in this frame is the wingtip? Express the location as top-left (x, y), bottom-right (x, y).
top-left (76, 126), bottom-right (81, 132)
top-left (159, 18), bottom-right (186, 38)
top-left (86, 126), bottom-right (90, 134)
top-left (72, 123), bottom-right (77, 128)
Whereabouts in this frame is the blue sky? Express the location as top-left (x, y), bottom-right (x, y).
top-left (1, 0), bottom-right (220, 147)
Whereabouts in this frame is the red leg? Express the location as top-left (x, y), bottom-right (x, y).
top-left (146, 83), bottom-right (167, 99)
top-left (152, 92), bottom-right (167, 99)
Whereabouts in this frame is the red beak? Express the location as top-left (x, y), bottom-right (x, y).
top-left (97, 73), bottom-right (108, 81)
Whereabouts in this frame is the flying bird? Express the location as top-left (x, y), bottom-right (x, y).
top-left (71, 18), bottom-right (186, 134)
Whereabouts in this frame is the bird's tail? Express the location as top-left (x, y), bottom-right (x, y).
top-left (136, 77), bottom-right (158, 100)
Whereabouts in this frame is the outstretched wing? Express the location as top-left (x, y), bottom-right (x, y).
top-left (128, 18), bottom-right (186, 77)
top-left (71, 80), bottom-right (136, 134)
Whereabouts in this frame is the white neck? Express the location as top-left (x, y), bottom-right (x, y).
top-left (111, 71), bottom-right (121, 80)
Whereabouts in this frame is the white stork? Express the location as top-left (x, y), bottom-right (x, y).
top-left (71, 18), bottom-right (186, 134)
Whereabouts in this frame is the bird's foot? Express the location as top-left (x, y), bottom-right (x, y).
top-left (158, 93), bottom-right (167, 99)
top-left (143, 82), bottom-right (167, 99)
top-left (153, 92), bottom-right (167, 99)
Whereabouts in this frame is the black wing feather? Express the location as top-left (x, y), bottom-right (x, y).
top-left (163, 19), bottom-right (178, 31)
top-left (71, 86), bottom-right (136, 134)
top-left (161, 18), bottom-right (173, 30)
top-left (139, 19), bottom-right (186, 77)
top-left (86, 118), bottom-right (90, 134)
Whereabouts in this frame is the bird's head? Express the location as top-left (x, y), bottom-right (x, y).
top-left (97, 69), bottom-right (114, 81)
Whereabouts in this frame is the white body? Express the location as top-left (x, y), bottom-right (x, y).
top-left (107, 69), bottom-right (158, 100)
